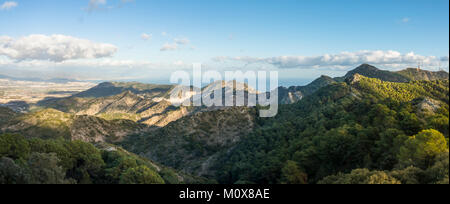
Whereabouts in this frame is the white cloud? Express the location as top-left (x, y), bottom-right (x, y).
top-left (160, 43), bottom-right (178, 51)
top-left (161, 32), bottom-right (168, 36)
top-left (174, 38), bottom-right (190, 45)
top-left (0, 58), bottom-right (194, 81)
top-left (401, 17), bottom-right (410, 23)
top-left (159, 37), bottom-right (191, 51)
top-left (87, 0), bottom-right (107, 11)
top-left (141, 33), bottom-right (152, 41)
top-left (0, 1), bottom-right (18, 10)
top-left (213, 50), bottom-right (445, 70)
top-left (86, 0), bottom-right (133, 12)
top-left (0, 58), bottom-right (191, 71)
top-left (0, 34), bottom-right (118, 62)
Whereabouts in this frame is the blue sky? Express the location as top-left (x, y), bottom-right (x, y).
top-left (0, 0), bottom-right (449, 85)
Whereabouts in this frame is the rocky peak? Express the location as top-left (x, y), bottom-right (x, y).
top-left (345, 73), bottom-right (363, 85)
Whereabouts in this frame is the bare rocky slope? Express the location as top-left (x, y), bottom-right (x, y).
top-left (38, 82), bottom-right (191, 127)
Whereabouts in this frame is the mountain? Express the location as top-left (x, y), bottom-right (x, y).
top-left (197, 80), bottom-right (260, 107)
top-left (38, 80), bottom-right (262, 127)
top-left (72, 82), bottom-right (176, 98)
top-left (278, 64), bottom-right (448, 105)
top-left (201, 80), bottom-right (259, 94)
top-left (0, 74), bottom-right (81, 83)
top-left (397, 68), bottom-right (449, 81)
top-left (1, 64), bottom-right (449, 184)
top-left (278, 75), bottom-right (337, 104)
top-left (38, 82), bottom-right (192, 127)
top-left (211, 76), bottom-right (449, 184)
top-left (113, 72), bottom-right (448, 184)
top-left (0, 132), bottom-right (210, 184)
top-left (343, 64), bottom-right (411, 82)
top-left (120, 107), bottom-right (257, 177)
top-left (341, 64), bottom-right (449, 83)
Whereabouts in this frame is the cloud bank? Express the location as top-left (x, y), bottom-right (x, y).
top-left (0, 34), bottom-right (118, 62)
top-left (87, 0), bottom-right (107, 11)
top-left (213, 50), bottom-right (446, 70)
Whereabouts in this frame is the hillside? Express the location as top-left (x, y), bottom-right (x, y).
top-left (38, 80), bottom-right (264, 127)
top-left (1, 64), bottom-right (449, 184)
top-left (211, 76), bottom-right (449, 184)
top-left (0, 108), bottom-right (145, 143)
top-left (397, 68), bottom-right (449, 81)
top-left (0, 107), bottom-right (18, 124)
top-left (110, 73), bottom-right (449, 184)
top-left (278, 75), bottom-right (337, 104)
top-left (340, 64), bottom-right (449, 83)
top-left (198, 80), bottom-right (259, 106)
top-left (343, 64), bottom-right (411, 82)
top-left (278, 64), bottom-right (448, 105)
top-left (0, 133), bottom-right (211, 184)
top-left (120, 107), bottom-right (257, 177)
top-left (73, 82), bottom-right (176, 98)
top-left (0, 106), bottom-right (211, 184)
top-left (38, 83), bottom-right (191, 127)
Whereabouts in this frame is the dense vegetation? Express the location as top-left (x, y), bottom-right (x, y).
top-left (0, 133), bottom-right (207, 184)
top-left (343, 64), bottom-right (411, 82)
top-left (121, 107), bottom-right (257, 176)
top-left (397, 68), bottom-right (450, 81)
top-left (0, 64), bottom-right (448, 184)
top-left (212, 77), bottom-right (449, 184)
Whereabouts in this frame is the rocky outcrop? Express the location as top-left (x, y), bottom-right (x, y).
top-left (414, 97), bottom-right (442, 114)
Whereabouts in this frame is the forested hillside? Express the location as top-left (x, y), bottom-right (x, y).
top-left (0, 133), bottom-right (211, 184)
top-left (397, 68), bottom-right (449, 81)
top-left (211, 75), bottom-right (449, 184)
top-left (121, 107), bottom-right (258, 177)
top-left (343, 64), bottom-right (411, 82)
top-left (0, 64), bottom-right (448, 184)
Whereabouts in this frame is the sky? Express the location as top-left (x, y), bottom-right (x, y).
top-left (0, 0), bottom-right (449, 86)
